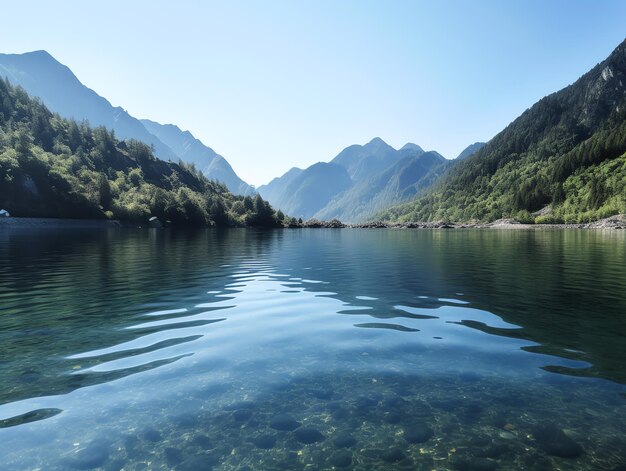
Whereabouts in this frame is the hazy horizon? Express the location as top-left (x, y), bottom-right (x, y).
top-left (1, 0), bottom-right (625, 186)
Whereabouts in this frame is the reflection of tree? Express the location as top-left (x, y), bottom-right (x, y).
top-left (0, 228), bottom-right (275, 405)
top-left (1, 227), bottom-right (624, 411)
top-left (266, 229), bottom-right (626, 384)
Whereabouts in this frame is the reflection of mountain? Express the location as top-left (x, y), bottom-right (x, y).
top-left (1, 227), bottom-right (624, 415)
top-left (262, 229), bottom-right (626, 384)
top-left (0, 229), bottom-right (270, 406)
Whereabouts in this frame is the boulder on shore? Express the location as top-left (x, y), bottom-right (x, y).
top-left (584, 214), bottom-right (626, 229)
top-left (148, 216), bottom-right (162, 228)
top-left (302, 218), bottom-right (346, 228)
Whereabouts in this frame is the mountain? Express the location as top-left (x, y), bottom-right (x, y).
top-left (400, 143), bottom-right (425, 153)
top-left (140, 119), bottom-right (254, 195)
top-left (267, 163), bottom-right (352, 219)
top-left (257, 167), bottom-right (304, 204)
top-left (456, 142), bottom-right (486, 160)
top-left (331, 137), bottom-right (401, 181)
top-left (0, 50), bottom-right (253, 195)
top-left (314, 150), bottom-right (447, 222)
top-left (379, 39), bottom-right (626, 224)
top-left (259, 138), bottom-right (449, 222)
top-left (0, 50), bottom-right (177, 162)
top-left (0, 79), bottom-right (278, 226)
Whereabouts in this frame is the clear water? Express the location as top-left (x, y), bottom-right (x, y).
top-left (0, 228), bottom-right (625, 470)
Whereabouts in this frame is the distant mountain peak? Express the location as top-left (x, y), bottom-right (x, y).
top-left (400, 143), bottom-right (424, 152)
top-left (456, 142), bottom-right (486, 160)
top-left (367, 136), bottom-right (386, 145)
top-left (364, 137), bottom-right (393, 150)
top-left (2, 50), bottom-right (56, 62)
top-left (24, 50), bottom-right (54, 58)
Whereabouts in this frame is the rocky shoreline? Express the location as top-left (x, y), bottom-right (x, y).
top-left (0, 217), bottom-right (127, 229)
top-left (1, 214), bottom-right (624, 230)
top-left (301, 215), bottom-right (626, 230)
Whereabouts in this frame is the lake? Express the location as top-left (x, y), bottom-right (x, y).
top-left (0, 228), bottom-right (625, 470)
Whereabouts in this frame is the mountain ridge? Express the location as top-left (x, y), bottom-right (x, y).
top-left (0, 78), bottom-right (278, 226)
top-left (140, 119), bottom-right (255, 195)
top-left (258, 138), bottom-right (458, 222)
top-left (0, 50), bottom-right (178, 162)
top-left (378, 39), bottom-right (626, 223)
top-left (0, 50), bottom-right (253, 195)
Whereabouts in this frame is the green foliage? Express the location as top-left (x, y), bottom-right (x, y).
top-left (0, 79), bottom-right (281, 227)
top-left (378, 42), bottom-right (626, 224)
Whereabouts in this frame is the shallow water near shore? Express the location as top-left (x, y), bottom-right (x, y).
top-left (0, 228), bottom-right (625, 470)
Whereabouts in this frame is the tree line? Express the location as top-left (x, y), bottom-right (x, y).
top-left (0, 78), bottom-right (286, 227)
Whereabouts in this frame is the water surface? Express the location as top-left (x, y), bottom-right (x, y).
top-left (0, 228), bottom-right (625, 470)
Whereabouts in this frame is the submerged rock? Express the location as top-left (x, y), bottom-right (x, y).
top-left (176, 453), bottom-right (214, 471)
top-left (148, 216), bottom-right (162, 228)
top-left (355, 396), bottom-right (379, 408)
top-left (164, 447), bottom-right (184, 466)
top-left (403, 423), bottom-right (434, 443)
top-left (478, 444), bottom-right (511, 459)
top-left (381, 448), bottom-right (406, 463)
top-left (333, 433), bottom-right (357, 448)
top-left (294, 427), bottom-right (325, 444)
top-left (253, 434), bottom-right (277, 449)
top-left (64, 439), bottom-right (110, 470)
top-left (383, 410), bottom-right (403, 424)
top-left (328, 450), bottom-right (352, 467)
top-left (532, 423), bottom-right (583, 458)
top-left (172, 413), bottom-right (199, 428)
top-left (142, 429), bottom-right (162, 442)
top-left (451, 456), bottom-right (498, 471)
top-left (191, 434), bottom-right (212, 449)
top-left (270, 413), bottom-right (301, 431)
top-left (330, 406), bottom-right (350, 420)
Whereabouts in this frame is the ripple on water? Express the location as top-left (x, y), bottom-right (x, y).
top-left (0, 229), bottom-right (625, 471)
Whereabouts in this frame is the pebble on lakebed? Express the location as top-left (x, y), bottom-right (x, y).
top-left (293, 427), bottom-right (325, 444)
top-left (269, 413), bottom-right (301, 431)
top-left (252, 434), bottom-right (277, 449)
top-left (532, 422), bottom-right (584, 458)
top-left (29, 371), bottom-right (623, 471)
top-left (403, 423), bottom-right (434, 443)
top-left (63, 439), bottom-right (110, 470)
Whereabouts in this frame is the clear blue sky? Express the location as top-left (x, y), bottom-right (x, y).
top-left (1, 1), bottom-right (625, 186)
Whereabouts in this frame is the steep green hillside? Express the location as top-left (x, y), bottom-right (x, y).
top-left (0, 51), bottom-right (254, 196)
top-left (380, 39), bottom-right (626, 223)
top-left (140, 119), bottom-right (255, 195)
top-left (0, 79), bottom-right (278, 227)
top-left (0, 50), bottom-right (177, 162)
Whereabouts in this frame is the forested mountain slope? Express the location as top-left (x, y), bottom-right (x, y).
top-left (0, 80), bottom-right (277, 226)
top-left (0, 51), bottom-right (253, 195)
top-left (380, 39), bottom-right (626, 223)
top-left (140, 119), bottom-right (255, 195)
